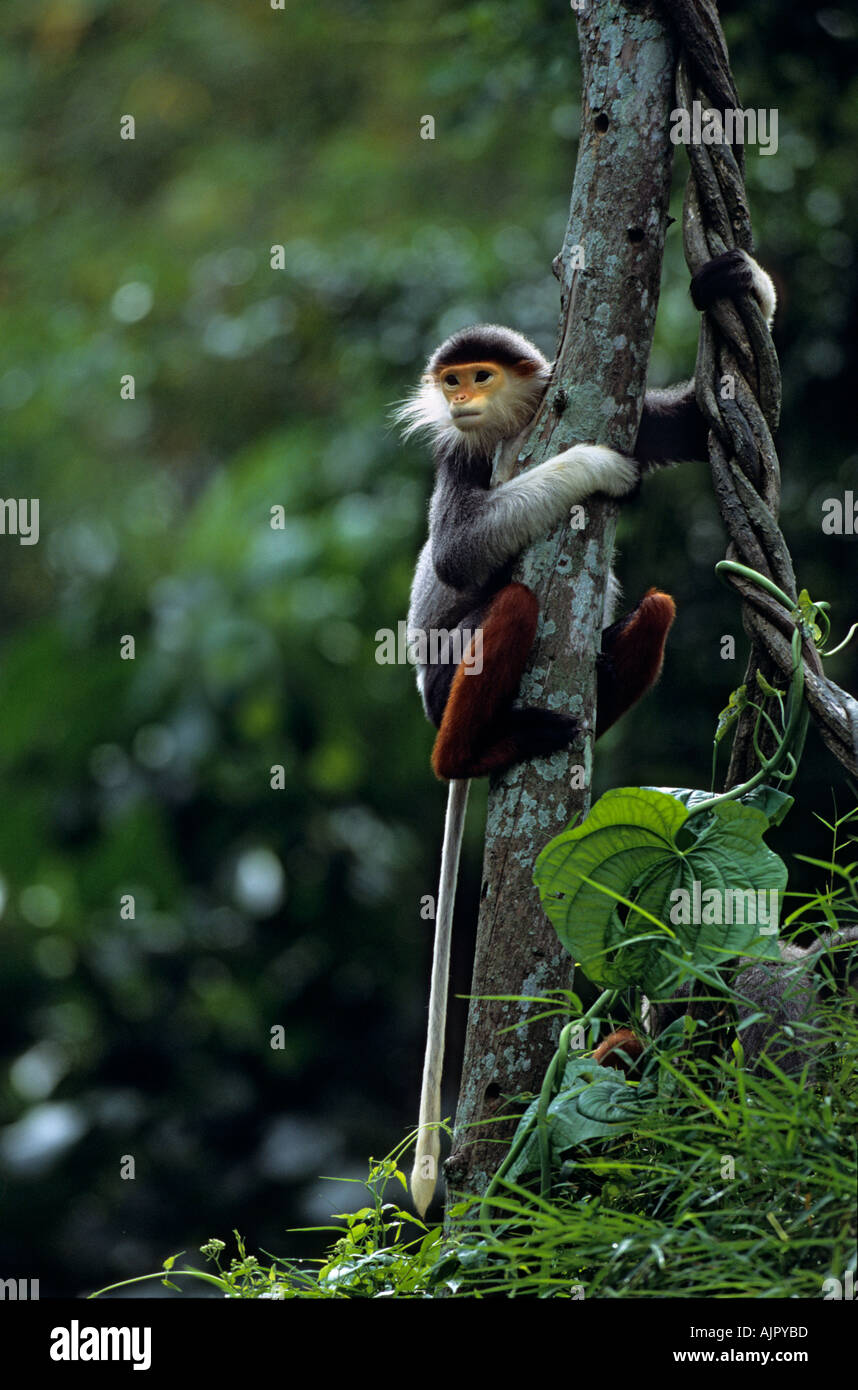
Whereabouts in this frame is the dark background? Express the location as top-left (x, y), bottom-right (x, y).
top-left (0, 0), bottom-right (854, 1296)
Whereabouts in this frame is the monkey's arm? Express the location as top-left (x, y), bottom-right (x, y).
top-left (430, 444), bottom-right (637, 591)
top-left (636, 380), bottom-right (706, 469)
top-left (635, 250), bottom-right (776, 471)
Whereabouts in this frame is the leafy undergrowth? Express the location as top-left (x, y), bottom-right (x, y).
top-left (90, 991), bottom-right (857, 1299)
top-left (91, 804), bottom-right (858, 1300)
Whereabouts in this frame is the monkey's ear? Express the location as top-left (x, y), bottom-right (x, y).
top-left (511, 357), bottom-right (543, 376)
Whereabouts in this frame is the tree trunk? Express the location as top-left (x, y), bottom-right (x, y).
top-left (445, 0), bottom-right (677, 1209)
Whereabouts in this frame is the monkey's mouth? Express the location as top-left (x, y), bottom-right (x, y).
top-left (451, 409), bottom-right (483, 424)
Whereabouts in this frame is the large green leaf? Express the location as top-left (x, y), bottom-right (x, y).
top-left (647, 784), bottom-right (795, 828)
top-left (508, 1058), bottom-right (650, 1181)
top-left (533, 788), bottom-right (785, 994)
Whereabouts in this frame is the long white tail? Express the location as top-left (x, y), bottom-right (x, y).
top-left (410, 777), bottom-right (470, 1218)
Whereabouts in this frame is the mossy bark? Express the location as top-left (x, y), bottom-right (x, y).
top-left (445, 0), bottom-right (677, 1211)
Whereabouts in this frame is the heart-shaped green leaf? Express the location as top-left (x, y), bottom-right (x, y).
top-left (647, 784), bottom-right (794, 827)
top-left (533, 788), bottom-right (784, 993)
top-left (508, 1058), bottom-right (650, 1181)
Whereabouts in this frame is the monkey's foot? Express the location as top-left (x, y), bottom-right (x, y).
top-left (592, 1028), bottom-right (646, 1069)
top-left (690, 249), bottom-right (776, 328)
top-left (506, 706), bottom-right (579, 758)
top-left (596, 588), bottom-right (676, 738)
top-left (432, 706), bottom-right (578, 780)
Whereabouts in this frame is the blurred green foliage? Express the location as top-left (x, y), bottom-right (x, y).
top-left (0, 0), bottom-right (855, 1293)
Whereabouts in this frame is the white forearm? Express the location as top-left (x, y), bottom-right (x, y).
top-left (479, 444), bottom-right (637, 568)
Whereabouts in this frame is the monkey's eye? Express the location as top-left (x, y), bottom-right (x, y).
top-left (442, 374), bottom-right (459, 388)
top-left (474, 370), bottom-right (493, 384)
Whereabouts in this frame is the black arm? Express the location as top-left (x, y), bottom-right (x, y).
top-left (636, 380), bottom-right (707, 469)
top-left (635, 250), bottom-right (776, 470)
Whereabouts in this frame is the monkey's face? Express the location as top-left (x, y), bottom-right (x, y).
top-left (437, 361), bottom-right (509, 431)
top-left (394, 338), bottom-right (547, 456)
